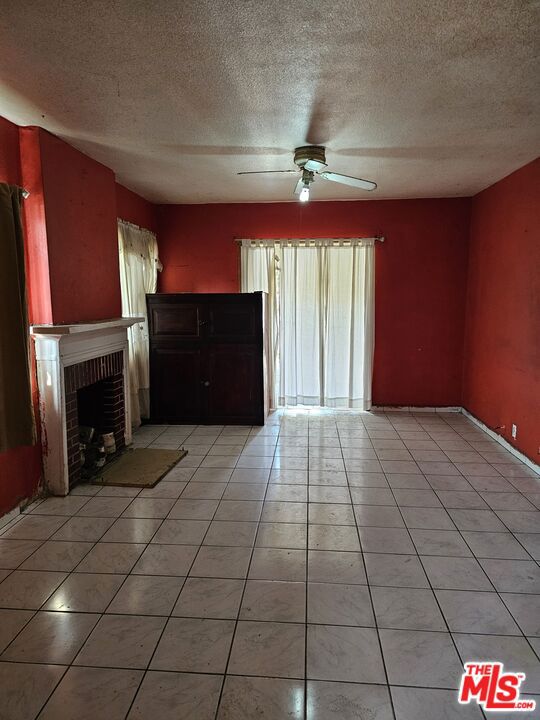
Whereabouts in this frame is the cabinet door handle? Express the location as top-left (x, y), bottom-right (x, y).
top-left (198, 320), bottom-right (208, 326)
top-left (201, 380), bottom-right (210, 387)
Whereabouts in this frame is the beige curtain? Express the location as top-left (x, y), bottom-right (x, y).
top-left (240, 242), bottom-right (279, 408)
top-left (0, 183), bottom-right (35, 451)
top-left (280, 241), bottom-right (375, 408)
top-left (118, 220), bottom-right (161, 427)
top-left (241, 238), bottom-right (375, 410)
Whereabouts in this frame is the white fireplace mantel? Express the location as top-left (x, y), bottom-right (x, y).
top-left (31, 317), bottom-right (143, 496)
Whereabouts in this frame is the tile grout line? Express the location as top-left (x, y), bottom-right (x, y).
top-left (340, 415), bottom-right (398, 719)
top-left (434, 414), bottom-right (540, 711)
top-left (211, 423), bottom-right (280, 720)
top-left (123, 423), bottom-right (252, 720)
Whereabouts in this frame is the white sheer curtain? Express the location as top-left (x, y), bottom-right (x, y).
top-left (241, 238), bottom-right (375, 409)
top-left (240, 243), bottom-right (280, 408)
top-left (118, 220), bottom-right (161, 427)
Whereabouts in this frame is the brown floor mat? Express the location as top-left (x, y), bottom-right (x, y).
top-left (91, 447), bottom-right (188, 488)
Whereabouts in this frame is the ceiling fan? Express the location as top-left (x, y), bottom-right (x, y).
top-left (237, 146), bottom-right (377, 201)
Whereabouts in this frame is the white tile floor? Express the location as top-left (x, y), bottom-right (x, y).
top-left (0, 409), bottom-right (539, 719)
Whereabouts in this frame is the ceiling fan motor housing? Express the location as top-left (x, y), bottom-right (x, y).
top-left (294, 145), bottom-right (326, 168)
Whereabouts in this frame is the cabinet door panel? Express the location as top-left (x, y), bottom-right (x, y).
top-left (207, 302), bottom-right (258, 339)
top-left (150, 304), bottom-right (200, 337)
top-left (150, 348), bottom-right (202, 422)
top-left (207, 345), bottom-right (262, 423)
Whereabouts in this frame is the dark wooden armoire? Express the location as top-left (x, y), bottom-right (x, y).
top-left (147, 292), bottom-right (268, 425)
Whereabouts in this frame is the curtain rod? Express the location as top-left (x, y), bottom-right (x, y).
top-left (234, 235), bottom-right (385, 243)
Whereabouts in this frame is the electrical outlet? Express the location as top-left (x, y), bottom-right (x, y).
top-left (511, 424), bottom-right (517, 439)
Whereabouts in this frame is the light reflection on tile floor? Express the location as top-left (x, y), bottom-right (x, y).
top-left (0, 409), bottom-right (539, 719)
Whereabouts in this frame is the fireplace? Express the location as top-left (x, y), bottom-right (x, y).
top-left (31, 317), bottom-right (142, 495)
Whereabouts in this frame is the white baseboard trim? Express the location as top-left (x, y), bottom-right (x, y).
top-left (0, 495), bottom-right (41, 530)
top-left (461, 408), bottom-right (540, 476)
top-left (0, 505), bottom-right (22, 532)
top-left (372, 405), bottom-right (539, 475)
top-left (372, 406), bottom-right (462, 413)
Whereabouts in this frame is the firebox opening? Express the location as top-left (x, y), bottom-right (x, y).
top-left (73, 372), bottom-right (126, 484)
top-left (77, 379), bottom-right (106, 430)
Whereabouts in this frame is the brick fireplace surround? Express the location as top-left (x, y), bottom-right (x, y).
top-left (64, 351), bottom-right (125, 488)
top-left (31, 317), bottom-right (142, 496)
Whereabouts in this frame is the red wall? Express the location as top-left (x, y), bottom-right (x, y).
top-left (116, 183), bottom-right (157, 232)
top-left (20, 128), bottom-right (122, 324)
top-left (463, 159), bottom-right (540, 461)
top-left (19, 128), bottom-right (53, 323)
top-left (157, 199), bottom-right (471, 406)
top-left (39, 130), bottom-right (121, 323)
top-left (0, 447), bottom-right (42, 516)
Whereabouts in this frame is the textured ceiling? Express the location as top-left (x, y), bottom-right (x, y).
top-left (1, 0), bottom-right (539, 203)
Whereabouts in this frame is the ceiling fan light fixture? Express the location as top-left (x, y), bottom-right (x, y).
top-left (294, 145), bottom-right (326, 169)
top-left (239, 145), bottom-right (377, 199)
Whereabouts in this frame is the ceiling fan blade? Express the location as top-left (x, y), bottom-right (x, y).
top-left (304, 158), bottom-right (327, 172)
top-left (318, 171), bottom-right (377, 191)
top-left (237, 170), bottom-right (297, 175)
top-left (294, 177), bottom-right (304, 196)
